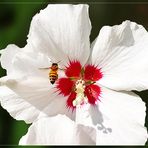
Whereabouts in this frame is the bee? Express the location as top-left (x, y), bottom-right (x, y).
top-left (39, 61), bottom-right (63, 84)
top-left (49, 63), bottom-right (59, 84)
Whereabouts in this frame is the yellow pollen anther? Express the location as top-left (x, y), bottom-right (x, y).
top-left (73, 79), bottom-right (88, 106)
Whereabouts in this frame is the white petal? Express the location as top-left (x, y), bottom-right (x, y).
top-left (71, 86), bottom-right (147, 145)
top-left (91, 20), bottom-right (148, 91)
top-left (11, 50), bottom-right (51, 76)
top-left (0, 44), bottom-right (20, 74)
top-left (19, 115), bottom-right (96, 145)
top-left (0, 86), bottom-right (40, 123)
top-left (0, 73), bottom-right (69, 123)
top-left (0, 44), bottom-right (52, 76)
top-left (27, 4), bottom-right (91, 67)
top-left (96, 86), bottom-right (147, 145)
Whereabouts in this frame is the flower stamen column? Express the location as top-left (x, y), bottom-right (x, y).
top-left (73, 79), bottom-right (88, 106)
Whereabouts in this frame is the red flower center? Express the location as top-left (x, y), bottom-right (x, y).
top-left (56, 60), bottom-right (103, 110)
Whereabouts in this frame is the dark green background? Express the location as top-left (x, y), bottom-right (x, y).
top-left (0, 0), bottom-right (147, 146)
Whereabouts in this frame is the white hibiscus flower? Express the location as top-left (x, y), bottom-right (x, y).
top-left (0, 4), bottom-right (147, 145)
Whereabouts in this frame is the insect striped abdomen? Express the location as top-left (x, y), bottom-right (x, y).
top-left (49, 69), bottom-right (58, 84)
